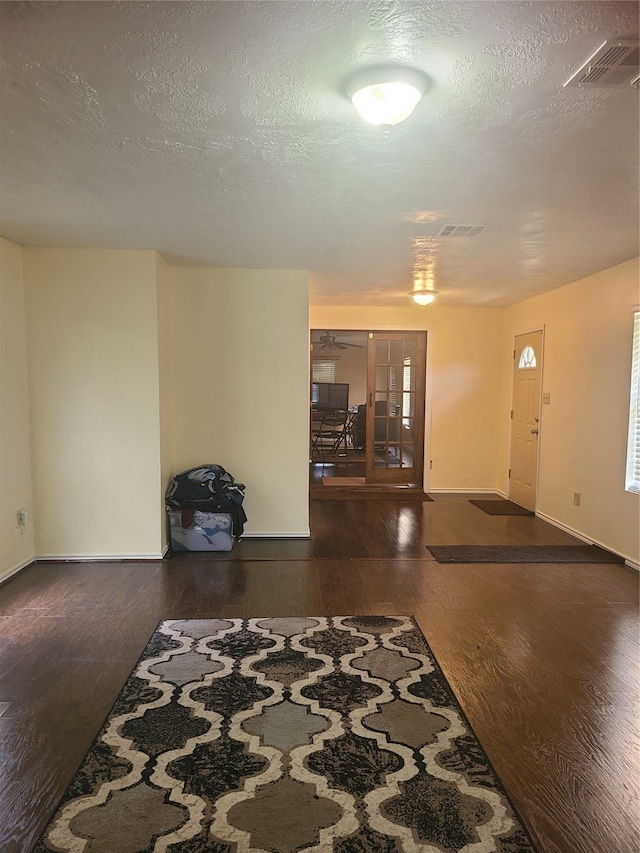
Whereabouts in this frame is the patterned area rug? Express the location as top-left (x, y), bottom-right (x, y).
top-left (469, 500), bottom-right (534, 516)
top-left (427, 544), bottom-right (623, 563)
top-left (35, 617), bottom-right (538, 852)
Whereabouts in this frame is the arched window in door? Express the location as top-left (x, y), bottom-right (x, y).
top-left (518, 345), bottom-right (537, 369)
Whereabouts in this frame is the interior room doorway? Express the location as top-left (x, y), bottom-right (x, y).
top-left (310, 329), bottom-right (427, 488)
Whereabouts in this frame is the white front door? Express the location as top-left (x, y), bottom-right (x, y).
top-left (510, 331), bottom-right (543, 510)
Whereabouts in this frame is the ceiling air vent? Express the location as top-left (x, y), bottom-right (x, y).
top-left (564, 39), bottom-right (640, 88)
top-left (437, 224), bottom-right (488, 238)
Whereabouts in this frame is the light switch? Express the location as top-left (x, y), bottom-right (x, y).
top-left (542, 392), bottom-right (550, 405)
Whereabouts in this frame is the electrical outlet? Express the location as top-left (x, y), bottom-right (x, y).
top-left (573, 492), bottom-right (581, 507)
top-left (16, 508), bottom-right (29, 534)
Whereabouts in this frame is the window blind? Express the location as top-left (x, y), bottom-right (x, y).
top-left (402, 357), bottom-right (412, 425)
top-left (626, 311), bottom-right (640, 494)
top-left (311, 360), bottom-right (337, 384)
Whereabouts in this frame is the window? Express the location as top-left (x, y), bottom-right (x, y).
top-left (311, 359), bottom-right (337, 384)
top-left (311, 360), bottom-right (337, 406)
top-left (518, 345), bottom-right (537, 369)
top-left (626, 311), bottom-right (640, 494)
top-left (402, 356), bottom-right (412, 426)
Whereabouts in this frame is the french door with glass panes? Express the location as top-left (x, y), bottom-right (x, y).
top-left (365, 332), bottom-right (426, 485)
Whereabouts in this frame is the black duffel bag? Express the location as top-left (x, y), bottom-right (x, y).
top-left (165, 464), bottom-right (246, 536)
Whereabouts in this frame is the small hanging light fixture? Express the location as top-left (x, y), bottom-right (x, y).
top-left (409, 290), bottom-right (437, 306)
top-left (409, 263), bottom-right (438, 306)
top-left (346, 65), bottom-right (428, 127)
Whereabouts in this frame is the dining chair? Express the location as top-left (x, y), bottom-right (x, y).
top-left (311, 409), bottom-right (349, 461)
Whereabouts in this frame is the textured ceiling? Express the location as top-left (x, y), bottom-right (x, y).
top-left (0, 1), bottom-right (638, 307)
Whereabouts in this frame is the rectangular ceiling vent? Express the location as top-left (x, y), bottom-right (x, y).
top-left (437, 224), bottom-right (488, 238)
top-left (564, 39), bottom-right (640, 88)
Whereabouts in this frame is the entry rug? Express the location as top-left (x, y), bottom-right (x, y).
top-left (469, 500), bottom-right (533, 516)
top-left (35, 617), bottom-right (538, 853)
top-left (427, 544), bottom-right (622, 563)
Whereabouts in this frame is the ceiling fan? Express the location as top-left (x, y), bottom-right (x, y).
top-left (314, 331), bottom-right (363, 352)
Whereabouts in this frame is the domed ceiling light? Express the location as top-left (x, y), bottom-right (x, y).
top-left (410, 264), bottom-right (438, 306)
top-left (346, 66), bottom-right (428, 126)
top-left (409, 290), bottom-right (437, 306)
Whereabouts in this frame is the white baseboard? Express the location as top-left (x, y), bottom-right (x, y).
top-left (535, 510), bottom-right (636, 565)
top-left (36, 553), bottom-right (165, 562)
top-left (534, 511), bottom-right (593, 544)
top-left (429, 488), bottom-right (507, 497)
top-left (0, 555), bottom-right (36, 586)
top-left (241, 530), bottom-right (311, 539)
top-left (11, 537), bottom-right (312, 566)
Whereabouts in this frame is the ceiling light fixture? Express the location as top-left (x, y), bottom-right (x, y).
top-left (409, 290), bottom-right (437, 306)
top-left (346, 66), bottom-right (428, 126)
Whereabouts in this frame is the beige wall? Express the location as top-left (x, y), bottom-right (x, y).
top-left (2, 238), bottom-right (636, 568)
top-left (170, 267), bottom-right (310, 536)
top-left (0, 237), bottom-right (35, 580)
top-left (0, 247), bottom-right (309, 565)
top-left (156, 254), bottom-right (174, 552)
top-left (314, 272), bottom-right (639, 561)
top-left (501, 258), bottom-right (639, 563)
top-left (22, 248), bottom-right (164, 558)
top-left (310, 305), bottom-right (504, 492)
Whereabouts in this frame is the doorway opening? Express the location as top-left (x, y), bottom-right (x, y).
top-left (310, 330), bottom-right (427, 489)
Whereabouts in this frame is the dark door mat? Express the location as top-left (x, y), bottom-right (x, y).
top-left (427, 544), bottom-right (623, 563)
top-left (469, 499), bottom-right (534, 515)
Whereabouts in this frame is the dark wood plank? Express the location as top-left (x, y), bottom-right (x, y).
top-left (0, 496), bottom-right (636, 853)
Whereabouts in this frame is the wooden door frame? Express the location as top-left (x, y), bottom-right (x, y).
top-left (508, 327), bottom-right (545, 509)
top-left (365, 330), bottom-right (427, 487)
top-left (309, 327), bottom-right (430, 491)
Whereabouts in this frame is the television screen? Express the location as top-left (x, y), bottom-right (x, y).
top-left (312, 382), bottom-right (349, 411)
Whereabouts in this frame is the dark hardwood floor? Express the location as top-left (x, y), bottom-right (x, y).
top-left (0, 492), bottom-right (637, 853)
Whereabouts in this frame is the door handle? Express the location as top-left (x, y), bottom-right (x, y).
top-left (531, 428), bottom-right (539, 435)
